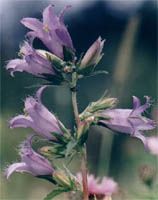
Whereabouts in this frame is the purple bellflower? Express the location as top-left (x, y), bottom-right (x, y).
top-left (77, 173), bottom-right (118, 197)
top-left (100, 96), bottom-right (155, 148)
top-left (6, 41), bottom-right (55, 78)
top-left (80, 36), bottom-right (105, 69)
top-left (21, 5), bottom-right (74, 59)
top-left (9, 86), bottom-right (63, 140)
top-left (6, 135), bottom-right (54, 179)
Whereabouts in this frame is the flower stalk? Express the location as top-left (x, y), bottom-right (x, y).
top-left (71, 71), bottom-right (88, 200)
top-left (81, 144), bottom-right (89, 200)
top-left (71, 72), bottom-right (80, 127)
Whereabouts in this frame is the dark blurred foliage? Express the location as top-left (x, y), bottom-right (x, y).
top-left (1, 0), bottom-right (157, 199)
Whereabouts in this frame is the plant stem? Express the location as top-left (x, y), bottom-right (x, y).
top-left (81, 144), bottom-right (89, 200)
top-left (71, 72), bottom-right (88, 200)
top-left (71, 72), bottom-right (80, 126)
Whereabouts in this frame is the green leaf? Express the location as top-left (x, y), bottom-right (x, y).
top-left (44, 188), bottom-right (70, 200)
top-left (50, 132), bottom-right (67, 144)
top-left (63, 46), bottom-right (75, 62)
top-left (51, 59), bottom-right (65, 71)
top-left (86, 70), bottom-right (109, 77)
top-left (65, 140), bottom-right (77, 157)
top-left (77, 65), bottom-right (94, 76)
top-left (36, 175), bottom-right (56, 184)
top-left (78, 130), bottom-right (89, 146)
top-left (42, 74), bottom-right (65, 85)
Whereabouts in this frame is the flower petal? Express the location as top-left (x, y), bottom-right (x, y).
top-left (21, 136), bottom-right (54, 175)
top-left (36, 85), bottom-right (48, 103)
top-left (6, 162), bottom-right (34, 179)
top-left (132, 96), bottom-right (150, 115)
top-left (133, 96), bottom-right (141, 109)
top-left (43, 5), bottom-right (58, 29)
top-left (6, 59), bottom-right (29, 77)
top-left (9, 115), bottom-right (33, 129)
top-left (21, 18), bottom-right (43, 34)
top-left (24, 97), bottom-right (62, 139)
top-left (59, 5), bottom-right (72, 24)
top-left (133, 131), bottom-right (148, 150)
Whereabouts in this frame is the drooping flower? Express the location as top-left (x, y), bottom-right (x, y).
top-left (100, 96), bottom-right (155, 148)
top-left (9, 86), bottom-right (64, 140)
top-left (6, 41), bottom-right (56, 78)
top-left (79, 37), bottom-right (105, 70)
top-left (6, 135), bottom-right (54, 179)
top-left (147, 136), bottom-right (158, 155)
top-left (77, 173), bottom-right (118, 198)
top-left (21, 5), bottom-right (74, 59)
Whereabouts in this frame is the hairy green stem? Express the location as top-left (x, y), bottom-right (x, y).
top-left (71, 72), bottom-right (88, 200)
top-left (72, 72), bottom-right (80, 126)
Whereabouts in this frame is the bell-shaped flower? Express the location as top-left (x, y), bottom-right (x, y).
top-left (147, 136), bottom-right (158, 155)
top-left (21, 5), bottom-right (74, 59)
top-left (79, 36), bottom-right (105, 70)
top-left (6, 135), bottom-right (54, 179)
top-left (6, 41), bottom-right (56, 78)
top-left (77, 173), bottom-right (118, 197)
top-left (100, 96), bottom-right (155, 148)
top-left (9, 86), bottom-right (64, 140)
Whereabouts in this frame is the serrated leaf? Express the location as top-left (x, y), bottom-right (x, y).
top-left (44, 188), bottom-right (70, 200)
top-left (65, 140), bottom-right (77, 157)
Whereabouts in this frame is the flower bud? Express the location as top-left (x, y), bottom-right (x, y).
top-left (87, 98), bottom-right (118, 113)
top-left (79, 36), bottom-right (105, 70)
top-left (139, 165), bottom-right (155, 187)
top-left (38, 146), bottom-right (57, 156)
top-left (53, 171), bottom-right (71, 187)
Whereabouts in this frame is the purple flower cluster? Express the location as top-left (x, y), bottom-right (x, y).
top-left (6, 5), bottom-right (74, 79)
top-left (5, 3), bottom-right (156, 199)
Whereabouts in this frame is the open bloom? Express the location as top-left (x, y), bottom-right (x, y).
top-left (77, 173), bottom-right (118, 198)
top-left (9, 86), bottom-right (63, 140)
top-left (6, 135), bottom-right (54, 179)
top-left (100, 96), bottom-right (155, 148)
top-left (21, 5), bottom-right (74, 59)
top-left (80, 36), bottom-right (105, 69)
top-left (147, 136), bottom-right (158, 155)
top-left (6, 41), bottom-right (55, 78)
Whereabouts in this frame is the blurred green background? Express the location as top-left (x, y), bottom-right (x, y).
top-left (1, 0), bottom-right (157, 199)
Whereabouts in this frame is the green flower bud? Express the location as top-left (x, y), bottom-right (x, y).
top-left (38, 146), bottom-right (57, 156)
top-left (53, 171), bottom-right (71, 187)
top-left (87, 98), bottom-right (118, 113)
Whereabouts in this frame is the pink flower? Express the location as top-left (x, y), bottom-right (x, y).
top-left (76, 173), bottom-right (118, 197)
top-left (147, 136), bottom-right (158, 155)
